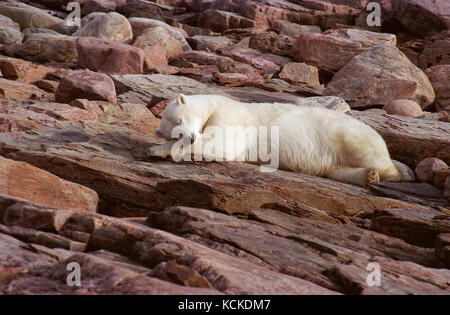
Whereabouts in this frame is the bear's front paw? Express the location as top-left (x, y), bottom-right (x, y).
top-left (147, 144), bottom-right (171, 159)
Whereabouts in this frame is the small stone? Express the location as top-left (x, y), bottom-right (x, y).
top-left (383, 100), bottom-right (423, 118)
top-left (415, 158), bottom-right (448, 184)
top-left (279, 62), bottom-right (320, 86)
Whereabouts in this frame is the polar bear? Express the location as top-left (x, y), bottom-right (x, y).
top-left (148, 94), bottom-right (403, 187)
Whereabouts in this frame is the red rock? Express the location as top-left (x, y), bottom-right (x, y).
top-left (272, 20), bottom-right (321, 36)
top-left (424, 65), bottom-right (450, 113)
top-left (133, 27), bottom-right (182, 60)
top-left (324, 45), bottom-right (435, 109)
top-left (434, 169), bottom-right (450, 189)
top-left (382, 100), bottom-right (423, 118)
top-left (190, 35), bottom-right (234, 52)
top-left (415, 158), bottom-right (448, 184)
top-left (142, 45), bottom-right (168, 73)
top-left (34, 80), bottom-right (59, 93)
top-left (74, 12), bottom-right (132, 43)
top-left (0, 50), bottom-right (56, 82)
top-left (219, 46), bottom-right (281, 75)
top-left (174, 50), bottom-right (233, 66)
top-left (55, 70), bottom-right (116, 104)
top-left (0, 156), bottom-right (98, 212)
top-left (249, 33), bottom-right (295, 56)
top-left (0, 78), bottom-right (46, 100)
top-left (213, 72), bottom-right (255, 87)
top-left (198, 9), bottom-right (255, 32)
top-left (292, 29), bottom-right (397, 71)
top-left (81, 0), bottom-right (122, 15)
top-left (76, 37), bottom-right (145, 74)
top-left (391, 0), bottom-right (450, 36)
top-left (279, 62), bottom-right (320, 86)
top-left (178, 66), bottom-right (218, 81)
top-left (445, 177), bottom-right (450, 200)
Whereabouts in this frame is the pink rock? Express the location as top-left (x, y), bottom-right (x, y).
top-left (382, 99), bottom-right (423, 118)
top-left (415, 157), bottom-right (448, 184)
top-left (174, 50), bottom-right (233, 66)
top-left (445, 176), bottom-right (450, 200)
top-left (219, 46), bottom-right (281, 75)
top-left (197, 9), bottom-right (255, 32)
top-left (81, 0), bottom-right (121, 15)
top-left (55, 70), bottom-right (117, 104)
top-left (279, 62), bottom-right (320, 86)
top-left (424, 65), bottom-right (450, 113)
top-left (76, 37), bottom-right (144, 74)
top-left (142, 45), bottom-right (168, 73)
top-left (292, 28), bottom-right (397, 71)
top-left (133, 27), bottom-right (182, 60)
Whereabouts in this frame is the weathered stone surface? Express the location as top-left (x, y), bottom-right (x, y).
top-left (0, 2), bottom-right (66, 33)
top-left (273, 20), bottom-right (321, 36)
top-left (128, 18), bottom-right (191, 51)
top-left (116, 1), bottom-right (164, 20)
top-left (148, 206), bottom-right (449, 294)
top-left (0, 15), bottom-right (21, 45)
top-left (77, 37), bottom-right (145, 74)
top-left (249, 33), bottom-right (295, 56)
top-left (390, 0), bottom-right (450, 36)
top-left (371, 207), bottom-right (450, 248)
top-left (0, 156), bottom-right (98, 212)
top-left (81, 0), bottom-right (123, 16)
top-left (0, 56), bottom-right (55, 84)
top-left (198, 10), bottom-right (255, 32)
top-left (190, 35), bottom-right (234, 52)
top-left (0, 99), bottom-right (98, 132)
top-left (348, 111), bottom-right (450, 167)
top-left (13, 33), bottom-right (77, 65)
top-left (415, 158), bottom-right (448, 184)
top-left (325, 45), bottom-right (435, 109)
top-left (0, 78), bottom-right (47, 100)
top-left (111, 74), bottom-right (226, 105)
top-left (174, 50), bottom-right (233, 66)
top-left (133, 27), bottom-right (182, 60)
top-left (425, 65), bottom-right (450, 113)
top-left (382, 100), bottom-right (423, 118)
top-left (292, 29), bottom-right (396, 71)
top-left (55, 70), bottom-right (117, 104)
top-left (279, 62), bottom-right (320, 86)
top-left (74, 12), bottom-right (132, 43)
top-left (219, 46), bottom-right (285, 75)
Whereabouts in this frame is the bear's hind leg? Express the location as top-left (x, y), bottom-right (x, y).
top-left (326, 167), bottom-right (380, 187)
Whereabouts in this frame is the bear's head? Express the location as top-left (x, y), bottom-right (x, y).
top-left (155, 94), bottom-right (205, 143)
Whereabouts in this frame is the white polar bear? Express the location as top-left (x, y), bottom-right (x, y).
top-left (148, 94), bottom-right (403, 187)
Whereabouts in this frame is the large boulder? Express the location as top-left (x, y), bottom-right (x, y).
top-left (0, 2), bottom-right (66, 33)
top-left (425, 65), bottom-right (450, 113)
top-left (74, 12), bottom-right (132, 43)
top-left (0, 15), bottom-right (21, 45)
top-left (76, 37), bottom-right (145, 74)
top-left (13, 33), bottom-right (77, 64)
top-left (0, 156), bottom-right (98, 212)
top-left (133, 27), bottom-right (182, 60)
top-left (324, 45), bottom-right (435, 109)
top-left (292, 29), bottom-right (397, 71)
top-left (55, 70), bottom-right (117, 104)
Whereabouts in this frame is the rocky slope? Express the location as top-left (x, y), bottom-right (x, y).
top-left (0, 0), bottom-right (449, 295)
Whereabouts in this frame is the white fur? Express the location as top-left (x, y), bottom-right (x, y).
top-left (151, 94), bottom-right (401, 186)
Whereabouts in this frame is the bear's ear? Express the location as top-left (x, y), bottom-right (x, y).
top-left (177, 94), bottom-right (188, 105)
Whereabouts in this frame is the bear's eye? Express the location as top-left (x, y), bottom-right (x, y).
top-left (176, 118), bottom-right (182, 125)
